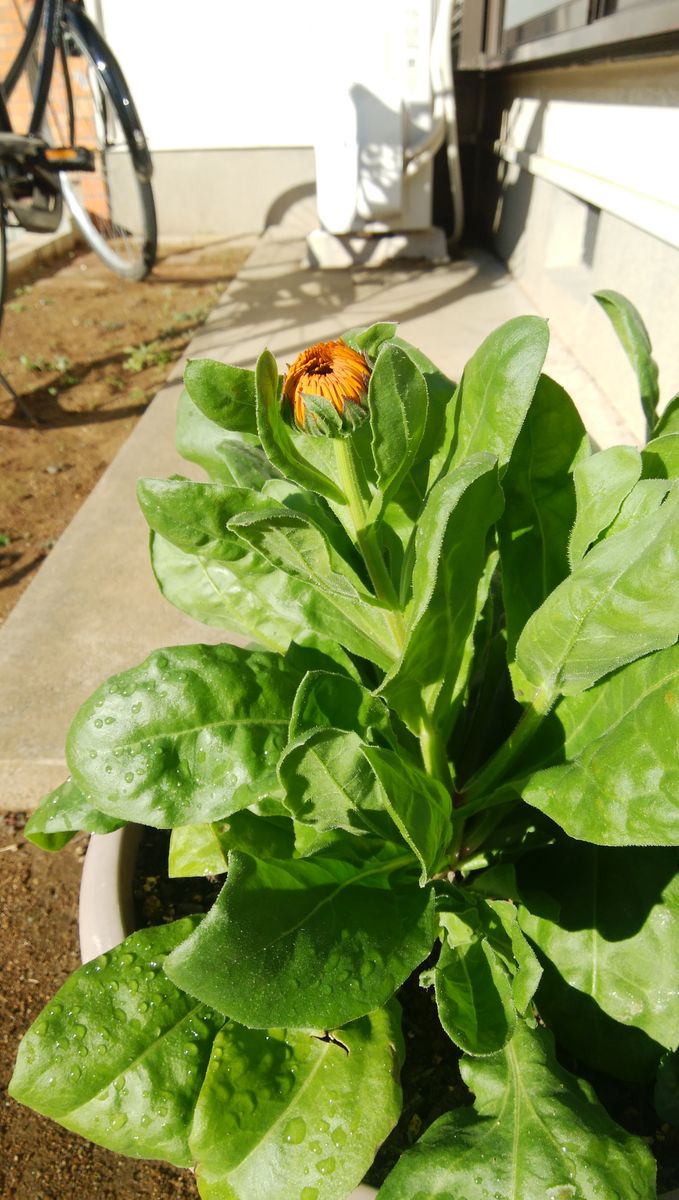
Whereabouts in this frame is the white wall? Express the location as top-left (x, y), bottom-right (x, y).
top-left (93, 0), bottom-right (320, 151)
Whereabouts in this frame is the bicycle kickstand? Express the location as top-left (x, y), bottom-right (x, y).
top-left (0, 370), bottom-right (40, 425)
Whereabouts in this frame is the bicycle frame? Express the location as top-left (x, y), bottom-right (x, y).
top-left (0, 0), bottom-right (152, 181)
top-left (1, 0), bottom-right (65, 135)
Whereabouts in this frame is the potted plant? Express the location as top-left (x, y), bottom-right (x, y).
top-left (10, 295), bottom-right (679, 1199)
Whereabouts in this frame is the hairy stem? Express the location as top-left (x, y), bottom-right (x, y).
top-left (334, 437), bottom-right (406, 648)
top-left (462, 689), bottom-right (553, 804)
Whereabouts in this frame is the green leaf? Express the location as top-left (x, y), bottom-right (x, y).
top-left (518, 842), bottom-right (679, 1050)
top-left (595, 289), bottom-right (660, 430)
top-left (444, 315), bottom-right (549, 477)
top-left (164, 849), bottom-right (437, 1029)
top-left (192, 1006), bottom-right (403, 1200)
top-left (24, 778), bottom-right (123, 850)
top-left (175, 388), bottom-right (274, 487)
top-left (279, 728), bottom-right (451, 880)
top-left (254, 349), bottom-right (345, 504)
top-left (9, 918), bottom-right (222, 1167)
top-left (67, 644), bottom-right (302, 827)
top-left (602, 478), bottom-right (672, 538)
top-left (138, 478), bottom-right (252, 562)
top-left (498, 374), bottom-right (589, 653)
top-left (288, 670), bottom-right (393, 743)
top-left (532, 951), bottom-right (664, 1083)
top-left (168, 823), bottom-right (228, 877)
top-left (150, 533), bottom-right (309, 652)
top-left (512, 487), bottom-right (679, 702)
top-left (569, 445), bottom-right (642, 566)
top-left (520, 642), bottom-right (679, 844)
top-left (422, 889), bottom-right (541, 1056)
top-left (150, 527), bottom-right (390, 667)
top-left (214, 808), bottom-right (296, 860)
top-left (368, 344), bottom-right (428, 514)
top-left (643, 432), bottom-right (679, 479)
top-left (377, 1022), bottom-right (656, 1200)
top-left (654, 393), bottom-right (679, 437)
top-left (184, 358), bottom-right (258, 435)
top-left (382, 455), bottom-right (503, 734)
top-left (425, 928), bottom-right (517, 1057)
top-left (361, 744), bottom-right (452, 881)
top-left (341, 321), bottom-right (398, 360)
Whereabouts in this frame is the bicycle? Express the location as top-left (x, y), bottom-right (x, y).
top-left (0, 0), bottom-right (157, 334)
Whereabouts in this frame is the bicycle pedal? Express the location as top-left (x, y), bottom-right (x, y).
top-left (43, 146), bottom-right (95, 171)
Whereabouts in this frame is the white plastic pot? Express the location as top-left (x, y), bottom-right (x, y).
top-left (79, 830), bottom-right (679, 1200)
top-left (79, 828), bottom-right (379, 1200)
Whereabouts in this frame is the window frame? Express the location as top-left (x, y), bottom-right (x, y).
top-left (457, 0), bottom-right (679, 70)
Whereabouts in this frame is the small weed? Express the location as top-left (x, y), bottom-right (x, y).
top-left (0, 532), bottom-right (10, 547)
top-left (172, 307), bottom-right (209, 325)
top-left (19, 354), bottom-right (72, 373)
top-left (8, 302), bottom-right (28, 314)
top-left (11, 284), bottom-right (33, 298)
top-left (123, 341), bottom-right (173, 374)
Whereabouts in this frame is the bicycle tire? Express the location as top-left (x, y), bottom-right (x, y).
top-left (57, 21), bottom-right (156, 281)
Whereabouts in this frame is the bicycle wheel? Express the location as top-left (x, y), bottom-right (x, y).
top-left (54, 19), bottom-right (156, 280)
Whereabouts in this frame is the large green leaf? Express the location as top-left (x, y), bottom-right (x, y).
top-left (519, 642), bottom-right (679, 844)
top-left (67, 644), bottom-right (301, 827)
top-left (654, 393), bottom-right (679, 437)
top-left (568, 444), bottom-right (642, 566)
top-left (518, 842), bottom-right (679, 1051)
top-left (255, 349), bottom-right (345, 504)
top-left (175, 388), bottom-right (275, 488)
top-left (512, 487), bottom-right (679, 702)
top-left (150, 532), bottom-right (393, 668)
top-left (341, 321), bottom-right (397, 360)
top-left (150, 533), bottom-right (307, 651)
top-left (367, 344), bottom-right (428, 516)
top-left (192, 1006), bottom-right (403, 1200)
top-left (24, 777), bottom-right (123, 850)
top-left (382, 455), bottom-right (503, 734)
top-left (9, 919), bottom-right (222, 1167)
top-left (602, 478), bottom-right (672, 539)
top-left (164, 849), bottom-right (437, 1029)
top-left (443, 315), bottom-right (549, 478)
top-left (594, 289), bottom-right (659, 430)
top-left (377, 1022), bottom-right (656, 1200)
top-left (498, 374), bottom-right (588, 653)
top-left (184, 358), bottom-right (258, 435)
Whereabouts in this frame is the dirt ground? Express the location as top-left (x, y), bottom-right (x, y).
top-left (0, 814), bottom-right (199, 1200)
top-left (0, 239), bottom-right (246, 1197)
top-left (0, 237), bottom-right (251, 623)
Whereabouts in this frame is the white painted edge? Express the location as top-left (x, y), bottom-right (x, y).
top-left (78, 831), bottom-right (677, 1200)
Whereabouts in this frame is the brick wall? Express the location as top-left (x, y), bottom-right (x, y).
top-left (1, 1), bottom-right (106, 220)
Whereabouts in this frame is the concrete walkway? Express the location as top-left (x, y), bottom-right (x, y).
top-left (0, 201), bottom-right (636, 811)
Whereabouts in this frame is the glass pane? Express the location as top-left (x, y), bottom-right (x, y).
top-left (503, 0), bottom-right (590, 43)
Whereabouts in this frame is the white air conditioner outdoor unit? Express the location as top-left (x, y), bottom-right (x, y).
top-left (307, 0), bottom-right (463, 268)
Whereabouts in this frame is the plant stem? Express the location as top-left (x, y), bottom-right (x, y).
top-left (334, 437), bottom-right (406, 648)
top-left (462, 689), bottom-right (552, 804)
top-left (419, 719), bottom-right (451, 787)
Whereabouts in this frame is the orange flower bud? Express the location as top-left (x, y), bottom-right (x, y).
top-left (282, 339), bottom-right (371, 435)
